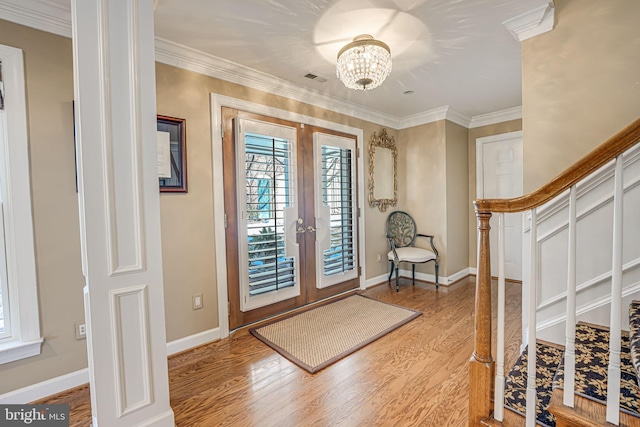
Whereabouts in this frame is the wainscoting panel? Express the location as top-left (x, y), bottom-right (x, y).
top-left (522, 144), bottom-right (640, 344)
top-left (110, 285), bottom-right (152, 416)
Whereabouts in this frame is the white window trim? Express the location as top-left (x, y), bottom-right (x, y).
top-left (0, 44), bottom-right (43, 364)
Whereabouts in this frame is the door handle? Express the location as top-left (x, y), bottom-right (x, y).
top-left (296, 226), bottom-right (306, 234)
top-left (306, 226), bottom-right (317, 233)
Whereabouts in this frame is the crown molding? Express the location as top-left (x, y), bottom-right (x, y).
top-left (153, 38), bottom-right (401, 129)
top-left (0, 0), bottom-right (401, 128)
top-left (0, 0), bottom-right (71, 38)
top-left (397, 106), bottom-right (448, 129)
top-left (469, 106), bottom-right (522, 128)
top-left (502, 2), bottom-right (555, 42)
top-left (397, 106), bottom-right (471, 129)
top-left (0, 0), bottom-right (523, 131)
top-left (446, 107), bottom-right (473, 128)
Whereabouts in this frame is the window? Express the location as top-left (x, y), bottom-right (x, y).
top-left (0, 201), bottom-right (11, 339)
top-left (0, 44), bottom-right (42, 364)
top-left (243, 130), bottom-right (296, 300)
top-left (321, 145), bottom-right (355, 276)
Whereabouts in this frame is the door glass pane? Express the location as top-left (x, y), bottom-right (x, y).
top-left (245, 133), bottom-right (295, 296)
top-left (321, 145), bottom-right (355, 276)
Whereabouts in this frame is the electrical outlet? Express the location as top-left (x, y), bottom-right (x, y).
top-left (192, 293), bottom-right (203, 310)
top-left (377, 253), bottom-right (381, 263)
top-left (75, 321), bottom-right (86, 340)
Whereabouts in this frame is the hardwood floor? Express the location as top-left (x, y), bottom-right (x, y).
top-left (36, 277), bottom-right (522, 426)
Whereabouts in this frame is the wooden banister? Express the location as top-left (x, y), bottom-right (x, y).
top-left (469, 211), bottom-right (494, 426)
top-left (468, 117), bottom-right (640, 426)
top-left (474, 117), bottom-right (640, 214)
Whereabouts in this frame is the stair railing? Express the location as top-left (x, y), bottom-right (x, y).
top-left (468, 117), bottom-right (640, 427)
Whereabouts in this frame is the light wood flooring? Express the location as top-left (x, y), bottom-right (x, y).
top-left (36, 277), bottom-right (523, 426)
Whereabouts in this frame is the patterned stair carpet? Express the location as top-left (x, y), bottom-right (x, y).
top-left (504, 342), bottom-right (564, 427)
top-left (629, 301), bottom-right (640, 383)
top-left (553, 322), bottom-right (640, 418)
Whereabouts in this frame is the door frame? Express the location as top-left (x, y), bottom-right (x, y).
top-left (211, 94), bottom-right (366, 338)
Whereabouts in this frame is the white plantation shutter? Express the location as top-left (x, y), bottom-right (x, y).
top-left (314, 133), bottom-right (358, 289)
top-left (237, 118), bottom-right (301, 311)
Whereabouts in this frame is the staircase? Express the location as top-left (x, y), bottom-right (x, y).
top-left (495, 322), bottom-right (640, 426)
top-left (468, 117), bottom-right (640, 427)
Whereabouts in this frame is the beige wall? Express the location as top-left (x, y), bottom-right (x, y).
top-left (397, 121), bottom-right (447, 276)
top-left (4, 0), bottom-right (638, 395)
top-left (522, 0), bottom-right (640, 192)
top-left (0, 20), bottom-right (396, 394)
top-left (364, 127), bottom-right (400, 282)
top-left (467, 119), bottom-right (523, 268)
top-left (445, 121), bottom-right (470, 276)
top-left (155, 62), bottom-right (396, 338)
top-left (397, 120), bottom-right (470, 278)
top-left (0, 20), bottom-right (87, 395)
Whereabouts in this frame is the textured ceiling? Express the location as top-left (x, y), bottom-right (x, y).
top-left (16, 0), bottom-right (551, 120)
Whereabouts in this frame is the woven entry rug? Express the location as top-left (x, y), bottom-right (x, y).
top-left (249, 294), bottom-right (421, 373)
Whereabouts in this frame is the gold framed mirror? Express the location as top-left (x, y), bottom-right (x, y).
top-left (368, 128), bottom-right (397, 212)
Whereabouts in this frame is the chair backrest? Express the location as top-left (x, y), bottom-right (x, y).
top-left (386, 211), bottom-right (417, 248)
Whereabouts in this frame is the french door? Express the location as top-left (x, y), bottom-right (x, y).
top-left (222, 109), bottom-right (359, 329)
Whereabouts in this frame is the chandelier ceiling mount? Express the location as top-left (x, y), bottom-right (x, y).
top-left (336, 34), bottom-right (392, 91)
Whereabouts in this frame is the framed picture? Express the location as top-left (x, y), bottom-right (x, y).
top-left (157, 115), bottom-right (187, 193)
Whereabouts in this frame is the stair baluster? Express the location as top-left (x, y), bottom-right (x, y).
top-left (526, 209), bottom-right (538, 427)
top-left (606, 155), bottom-right (625, 424)
top-left (563, 185), bottom-right (577, 408)
top-left (494, 213), bottom-right (506, 421)
top-left (468, 118), bottom-right (640, 426)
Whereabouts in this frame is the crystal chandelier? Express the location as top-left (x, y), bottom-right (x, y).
top-left (336, 34), bottom-right (392, 90)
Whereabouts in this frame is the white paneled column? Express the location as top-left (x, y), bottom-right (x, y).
top-left (71, 1), bottom-right (174, 426)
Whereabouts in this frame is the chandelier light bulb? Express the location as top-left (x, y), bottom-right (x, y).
top-left (336, 34), bottom-right (392, 91)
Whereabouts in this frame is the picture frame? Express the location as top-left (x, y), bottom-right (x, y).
top-left (157, 115), bottom-right (187, 193)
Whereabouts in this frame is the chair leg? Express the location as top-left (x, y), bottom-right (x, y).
top-left (395, 262), bottom-right (400, 292)
top-left (388, 261), bottom-right (394, 283)
top-left (412, 264), bottom-right (415, 286)
top-left (435, 261), bottom-right (439, 290)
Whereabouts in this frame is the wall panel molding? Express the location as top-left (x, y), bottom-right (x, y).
top-left (110, 285), bottom-right (152, 416)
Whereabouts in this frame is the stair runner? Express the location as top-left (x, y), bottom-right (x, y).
top-left (503, 322), bottom-right (640, 427)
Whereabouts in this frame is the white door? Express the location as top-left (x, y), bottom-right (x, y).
top-left (477, 131), bottom-right (523, 281)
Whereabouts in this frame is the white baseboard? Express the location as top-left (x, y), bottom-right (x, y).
top-left (0, 327), bottom-right (221, 404)
top-left (364, 273), bottom-right (390, 289)
top-left (0, 368), bottom-right (89, 404)
top-left (446, 268), bottom-right (475, 284)
top-left (366, 267), bottom-right (474, 289)
top-left (166, 327), bottom-right (220, 356)
top-left (398, 267), bottom-right (474, 286)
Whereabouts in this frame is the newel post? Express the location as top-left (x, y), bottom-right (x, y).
top-left (469, 204), bottom-right (494, 426)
